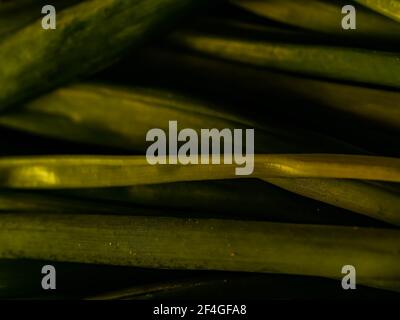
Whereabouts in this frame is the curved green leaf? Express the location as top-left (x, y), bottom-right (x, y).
top-left (0, 0), bottom-right (202, 109)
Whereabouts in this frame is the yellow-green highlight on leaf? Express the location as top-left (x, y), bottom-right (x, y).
top-left (354, 0), bottom-right (400, 22)
top-left (0, 154), bottom-right (400, 189)
top-left (0, 154), bottom-right (400, 226)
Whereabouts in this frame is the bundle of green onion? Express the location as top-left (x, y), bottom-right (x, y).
top-left (0, 0), bottom-right (399, 299)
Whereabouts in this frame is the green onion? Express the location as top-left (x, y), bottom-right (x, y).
top-left (129, 49), bottom-right (400, 130)
top-left (170, 30), bottom-right (400, 88)
top-left (1, 84), bottom-right (399, 224)
top-left (66, 180), bottom-right (379, 226)
top-left (0, 155), bottom-right (399, 224)
top-left (355, 0), bottom-right (400, 22)
top-left (0, 154), bottom-right (399, 189)
top-left (0, 0), bottom-right (202, 109)
top-left (0, 213), bottom-right (398, 292)
top-left (232, 0), bottom-right (400, 43)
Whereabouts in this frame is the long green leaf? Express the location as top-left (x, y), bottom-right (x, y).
top-left (232, 0), bottom-right (400, 42)
top-left (0, 213), bottom-right (399, 291)
top-left (0, 178), bottom-right (373, 225)
top-left (0, 83), bottom-right (360, 153)
top-left (355, 0), bottom-right (400, 22)
top-left (66, 180), bottom-right (382, 226)
top-left (0, 154), bottom-right (400, 188)
top-left (1, 84), bottom-right (400, 225)
top-left (129, 48), bottom-right (400, 130)
top-left (265, 178), bottom-right (400, 226)
top-left (0, 155), bottom-right (400, 225)
top-left (170, 30), bottom-right (400, 88)
top-left (0, 0), bottom-right (202, 109)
